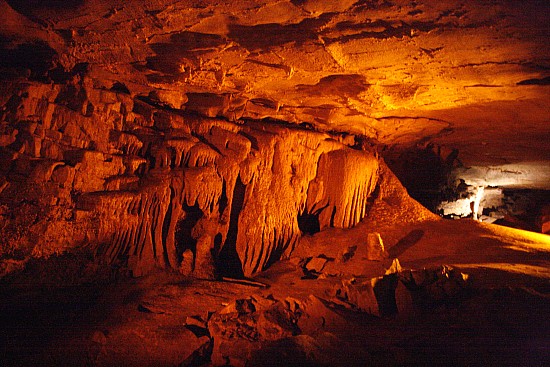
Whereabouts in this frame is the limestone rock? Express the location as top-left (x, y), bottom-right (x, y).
top-left (366, 232), bottom-right (386, 261)
top-left (1, 0), bottom-right (546, 170)
top-left (179, 249), bottom-right (194, 276)
top-left (208, 293), bottom-right (360, 366)
top-left (1, 0), bottom-right (548, 280)
top-left (333, 277), bottom-right (383, 316)
top-left (399, 265), bottom-right (470, 309)
top-left (304, 257), bottom-right (328, 273)
top-left (297, 295), bottom-right (348, 336)
top-left (0, 80), bottom-right (382, 277)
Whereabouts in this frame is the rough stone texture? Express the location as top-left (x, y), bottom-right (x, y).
top-left (0, 2), bottom-right (549, 366)
top-left (1, 200), bottom-right (549, 367)
top-left (1, 0), bottom-right (549, 275)
top-left (1, 0), bottom-right (547, 171)
top-left (0, 80), bottom-right (380, 277)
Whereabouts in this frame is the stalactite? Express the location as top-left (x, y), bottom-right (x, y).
top-left (182, 167), bottom-right (223, 215)
top-left (166, 138), bottom-right (197, 167)
top-left (1, 82), bottom-right (382, 277)
top-left (187, 143), bottom-right (221, 168)
top-left (306, 149), bottom-right (379, 230)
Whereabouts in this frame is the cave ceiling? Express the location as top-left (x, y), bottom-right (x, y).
top-left (1, 0), bottom-right (549, 186)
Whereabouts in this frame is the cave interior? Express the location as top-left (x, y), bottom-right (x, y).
top-left (0, 1), bottom-right (549, 366)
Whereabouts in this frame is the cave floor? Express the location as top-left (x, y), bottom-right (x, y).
top-left (1, 220), bottom-right (549, 367)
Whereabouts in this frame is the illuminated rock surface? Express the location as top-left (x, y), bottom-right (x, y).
top-left (0, 79), bottom-right (380, 277)
top-left (1, 0), bottom-right (548, 166)
top-left (0, 0), bottom-right (549, 366)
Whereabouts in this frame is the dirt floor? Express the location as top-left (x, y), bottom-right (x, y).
top-left (1, 219), bottom-right (549, 367)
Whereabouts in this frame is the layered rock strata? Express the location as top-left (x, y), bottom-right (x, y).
top-left (0, 80), bottom-right (380, 277)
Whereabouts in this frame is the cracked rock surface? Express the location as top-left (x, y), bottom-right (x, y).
top-left (1, 0), bottom-right (548, 168)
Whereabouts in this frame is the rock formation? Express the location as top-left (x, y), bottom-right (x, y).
top-left (1, 0), bottom-right (548, 278)
top-left (0, 79), bottom-right (383, 277)
top-left (0, 1), bottom-right (549, 365)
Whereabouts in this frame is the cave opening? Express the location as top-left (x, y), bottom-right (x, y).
top-left (216, 176), bottom-right (246, 279)
top-left (175, 204), bottom-right (203, 264)
top-left (431, 175), bottom-right (550, 233)
top-left (297, 210), bottom-right (321, 235)
top-left (384, 144), bottom-right (458, 212)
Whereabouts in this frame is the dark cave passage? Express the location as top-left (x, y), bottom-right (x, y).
top-left (216, 176), bottom-right (246, 278)
top-left (175, 204), bottom-right (204, 264)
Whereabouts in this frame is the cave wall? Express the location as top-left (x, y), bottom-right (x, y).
top-left (2, 0), bottom-right (546, 279)
top-left (0, 79), bottom-right (380, 278)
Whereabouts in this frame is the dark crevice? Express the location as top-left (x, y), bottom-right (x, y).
top-left (110, 82), bottom-right (131, 94)
top-left (161, 189), bottom-right (175, 267)
top-left (373, 274), bottom-right (399, 317)
top-left (227, 13), bottom-right (335, 51)
top-left (329, 206), bottom-right (337, 228)
top-left (218, 181), bottom-right (229, 215)
top-left (175, 205), bottom-right (203, 264)
top-left (264, 229), bottom-right (288, 270)
top-left (6, 0), bottom-right (85, 12)
top-left (135, 94), bottom-right (177, 113)
top-left (364, 182), bottom-right (381, 219)
top-left (237, 131), bottom-right (259, 151)
top-left (322, 20), bottom-right (440, 44)
top-left (185, 93), bottom-right (229, 114)
top-left (191, 132), bottom-right (223, 156)
top-left (384, 144), bottom-right (459, 211)
top-left (213, 233), bottom-right (223, 255)
top-left (517, 76), bottom-right (550, 85)
top-left (216, 176), bottom-right (246, 278)
top-left (47, 62), bottom-right (89, 84)
top-left (0, 40), bottom-right (58, 81)
top-left (297, 210), bottom-right (321, 235)
top-left (54, 84), bottom-right (88, 112)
